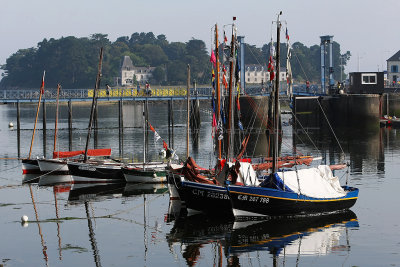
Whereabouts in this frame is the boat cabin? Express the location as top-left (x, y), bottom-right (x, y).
top-left (347, 72), bottom-right (384, 94)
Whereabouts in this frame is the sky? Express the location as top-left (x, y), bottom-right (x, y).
top-left (1, 0), bottom-right (399, 79)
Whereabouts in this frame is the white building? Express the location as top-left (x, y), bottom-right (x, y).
top-left (387, 50), bottom-right (400, 85)
top-left (120, 56), bottom-right (155, 86)
top-left (245, 64), bottom-right (287, 85)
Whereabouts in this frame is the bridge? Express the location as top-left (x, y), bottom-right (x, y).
top-left (0, 86), bottom-right (322, 103)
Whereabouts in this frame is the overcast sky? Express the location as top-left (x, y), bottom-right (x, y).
top-left (1, 0), bottom-right (398, 79)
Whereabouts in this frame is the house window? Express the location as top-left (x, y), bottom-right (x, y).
top-left (247, 78), bottom-right (250, 82)
top-left (361, 73), bottom-right (377, 84)
top-left (255, 78), bottom-right (257, 82)
top-left (391, 65), bottom-right (398, 73)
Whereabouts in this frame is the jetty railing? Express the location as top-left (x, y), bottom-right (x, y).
top-left (0, 85), bottom-right (324, 102)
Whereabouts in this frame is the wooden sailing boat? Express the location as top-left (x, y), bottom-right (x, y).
top-left (226, 12), bottom-right (359, 218)
top-left (67, 47), bottom-right (125, 183)
top-left (37, 84), bottom-right (71, 176)
top-left (166, 19), bottom-right (259, 216)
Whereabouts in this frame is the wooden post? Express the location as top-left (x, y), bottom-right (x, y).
top-left (171, 99), bottom-right (174, 149)
top-left (119, 100), bottom-right (124, 158)
top-left (168, 99), bottom-right (171, 147)
top-left (42, 100), bottom-right (47, 158)
top-left (387, 93), bottom-right (389, 116)
top-left (17, 101), bottom-right (21, 158)
top-left (94, 104), bottom-right (98, 149)
top-left (53, 84), bottom-right (61, 153)
top-left (145, 99), bottom-right (149, 162)
top-left (68, 100), bottom-right (73, 151)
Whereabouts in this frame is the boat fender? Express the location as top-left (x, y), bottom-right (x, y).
top-left (153, 173), bottom-right (157, 178)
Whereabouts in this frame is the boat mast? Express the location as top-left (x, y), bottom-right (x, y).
top-left (84, 47), bottom-right (103, 162)
top-left (272, 12), bottom-right (282, 173)
top-left (215, 24), bottom-right (222, 160)
top-left (227, 17), bottom-right (237, 161)
top-left (186, 64), bottom-right (191, 158)
top-left (28, 70), bottom-right (45, 159)
top-left (53, 84), bottom-right (61, 155)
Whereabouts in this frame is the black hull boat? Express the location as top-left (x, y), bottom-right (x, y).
top-left (22, 159), bottom-right (41, 175)
top-left (178, 180), bottom-right (232, 216)
top-left (227, 184), bottom-right (358, 218)
top-left (67, 161), bottom-right (125, 183)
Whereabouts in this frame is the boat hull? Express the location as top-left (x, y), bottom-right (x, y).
top-left (67, 162), bottom-right (124, 183)
top-left (123, 165), bottom-right (167, 183)
top-left (37, 159), bottom-right (69, 173)
top-left (177, 180), bottom-right (232, 216)
top-left (22, 159), bottom-right (41, 174)
top-left (227, 185), bottom-right (359, 218)
top-left (167, 172), bottom-right (182, 200)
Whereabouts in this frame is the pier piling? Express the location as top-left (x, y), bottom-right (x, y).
top-left (68, 100), bottom-right (72, 151)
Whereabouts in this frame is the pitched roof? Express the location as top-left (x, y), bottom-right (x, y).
top-left (388, 50), bottom-right (400, 62)
top-left (121, 56), bottom-right (134, 69)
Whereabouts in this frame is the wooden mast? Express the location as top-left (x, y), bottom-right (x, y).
top-left (53, 84), bottom-right (61, 156)
top-left (227, 17), bottom-right (237, 161)
top-left (272, 12), bottom-right (282, 173)
top-left (186, 64), bottom-right (190, 158)
top-left (215, 24), bottom-right (222, 159)
top-left (84, 47), bottom-right (103, 162)
top-left (28, 71), bottom-right (45, 159)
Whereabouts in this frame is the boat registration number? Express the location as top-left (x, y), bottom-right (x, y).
top-left (192, 189), bottom-right (229, 200)
top-left (238, 194), bottom-right (269, 204)
top-left (78, 165), bottom-right (96, 172)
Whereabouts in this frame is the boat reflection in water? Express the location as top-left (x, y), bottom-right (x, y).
top-left (67, 183), bottom-right (125, 203)
top-left (122, 183), bottom-right (168, 197)
top-left (228, 210), bottom-right (358, 256)
top-left (167, 210), bottom-right (358, 265)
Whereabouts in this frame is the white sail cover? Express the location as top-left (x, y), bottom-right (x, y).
top-left (276, 165), bottom-right (346, 198)
top-left (232, 162), bottom-right (260, 186)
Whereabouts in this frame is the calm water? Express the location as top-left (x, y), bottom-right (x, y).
top-left (0, 100), bottom-right (399, 266)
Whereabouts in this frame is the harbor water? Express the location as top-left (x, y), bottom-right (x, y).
top-left (0, 100), bottom-right (399, 266)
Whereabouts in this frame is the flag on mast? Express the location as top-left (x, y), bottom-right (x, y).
top-left (40, 71), bottom-right (46, 95)
top-left (210, 50), bottom-right (216, 67)
top-left (267, 40), bottom-right (275, 81)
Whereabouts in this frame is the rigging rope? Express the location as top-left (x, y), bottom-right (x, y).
top-left (316, 98), bottom-right (346, 158)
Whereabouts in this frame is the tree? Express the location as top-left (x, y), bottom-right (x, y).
top-left (151, 66), bottom-right (166, 84)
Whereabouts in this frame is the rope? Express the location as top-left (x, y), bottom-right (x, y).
top-left (316, 98), bottom-right (346, 157)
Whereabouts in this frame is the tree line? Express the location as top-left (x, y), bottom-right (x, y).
top-left (0, 32), bottom-right (350, 89)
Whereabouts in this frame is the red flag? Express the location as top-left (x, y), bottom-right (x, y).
top-left (268, 56), bottom-right (275, 81)
top-left (163, 140), bottom-right (168, 150)
top-left (40, 71), bottom-right (45, 95)
top-left (210, 50), bottom-right (216, 67)
top-left (148, 122), bottom-right (156, 132)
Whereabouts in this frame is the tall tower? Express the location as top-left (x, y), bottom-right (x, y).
top-left (320, 35), bottom-right (334, 94)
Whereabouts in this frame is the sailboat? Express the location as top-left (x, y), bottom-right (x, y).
top-left (122, 100), bottom-right (170, 183)
top-left (37, 84), bottom-right (70, 174)
top-left (226, 12), bottom-right (359, 218)
top-left (166, 19), bottom-right (261, 216)
top-left (66, 47), bottom-right (125, 183)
